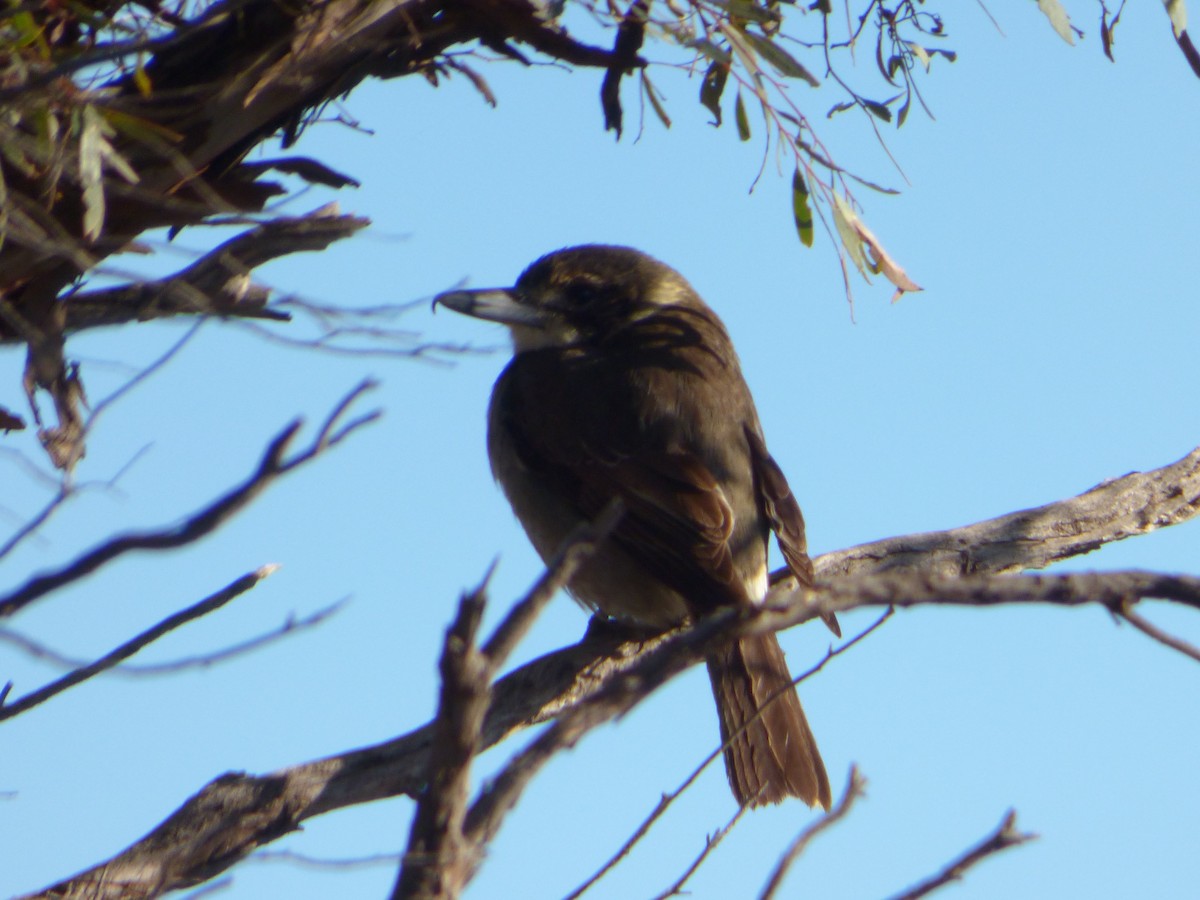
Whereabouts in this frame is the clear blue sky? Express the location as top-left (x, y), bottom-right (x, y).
top-left (4, 4), bottom-right (1199, 899)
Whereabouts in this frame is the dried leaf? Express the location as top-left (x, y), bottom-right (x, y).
top-left (79, 106), bottom-right (140, 243)
top-left (831, 194), bottom-right (871, 280)
top-left (831, 193), bottom-right (922, 301)
top-left (735, 90), bottom-right (751, 141)
top-left (791, 168), bottom-right (813, 247)
top-left (1165, 0), bottom-right (1188, 38)
top-left (1037, 0), bottom-right (1076, 45)
top-left (908, 42), bottom-right (931, 71)
top-left (641, 72), bottom-right (672, 129)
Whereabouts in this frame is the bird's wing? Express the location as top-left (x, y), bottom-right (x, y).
top-left (497, 355), bottom-right (751, 612)
top-left (745, 426), bottom-right (840, 636)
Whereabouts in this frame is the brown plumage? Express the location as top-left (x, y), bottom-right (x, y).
top-left (436, 245), bottom-right (831, 809)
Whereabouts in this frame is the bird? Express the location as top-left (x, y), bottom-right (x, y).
top-left (435, 244), bottom-right (831, 809)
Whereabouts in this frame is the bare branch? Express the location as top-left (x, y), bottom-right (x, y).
top-left (0, 380), bottom-right (378, 620)
top-left (20, 446), bottom-right (1200, 900)
top-left (759, 768), bottom-right (865, 900)
top-left (393, 503), bottom-right (623, 899)
top-left (392, 577), bottom-right (491, 900)
top-left (649, 797), bottom-right (756, 900)
top-left (0, 598), bottom-right (346, 675)
top-left (565, 608), bottom-right (892, 900)
top-left (885, 810), bottom-right (1037, 900)
top-left (42, 208), bottom-right (369, 340)
top-left (1118, 605), bottom-right (1200, 664)
top-left (805, 445), bottom-right (1200, 583)
top-left (0, 566), bottom-right (278, 721)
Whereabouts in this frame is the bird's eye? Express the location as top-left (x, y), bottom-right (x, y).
top-left (569, 283), bottom-right (602, 306)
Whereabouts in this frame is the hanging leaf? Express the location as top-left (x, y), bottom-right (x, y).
top-left (735, 89), bottom-right (751, 141)
top-left (863, 99), bottom-right (892, 122)
top-left (791, 168), bottom-right (813, 247)
top-left (641, 72), bottom-right (672, 129)
top-left (1037, 0), bottom-right (1076, 45)
top-left (831, 193), bottom-right (922, 302)
top-left (831, 194), bottom-right (871, 281)
top-left (700, 61), bottom-right (729, 125)
top-left (908, 43), bottom-right (932, 71)
top-left (742, 31), bottom-right (820, 86)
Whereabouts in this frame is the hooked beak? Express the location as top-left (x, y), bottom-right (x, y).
top-left (434, 288), bottom-right (546, 328)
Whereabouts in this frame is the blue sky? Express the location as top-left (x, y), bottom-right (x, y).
top-left (3, 3), bottom-right (1199, 899)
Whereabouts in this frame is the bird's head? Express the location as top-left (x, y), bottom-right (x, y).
top-left (434, 245), bottom-right (700, 352)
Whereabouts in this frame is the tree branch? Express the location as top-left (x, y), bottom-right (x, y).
top-left (44, 207), bottom-right (369, 339)
top-left (21, 448), bottom-right (1200, 900)
top-left (885, 810), bottom-right (1037, 900)
top-left (759, 768), bottom-right (865, 900)
top-left (804, 445), bottom-right (1200, 582)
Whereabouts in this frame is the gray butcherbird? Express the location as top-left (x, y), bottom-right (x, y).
top-left (436, 245), bottom-right (831, 809)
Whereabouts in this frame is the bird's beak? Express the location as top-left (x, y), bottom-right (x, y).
top-left (434, 288), bottom-right (546, 328)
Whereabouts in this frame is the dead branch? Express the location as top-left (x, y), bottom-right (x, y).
top-left (41, 207), bottom-right (369, 339)
top-left (759, 768), bottom-right (865, 900)
top-left (564, 608), bottom-right (893, 900)
top-left (649, 795), bottom-right (756, 900)
top-left (392, 580), bottom-right (491, 900)
top-left (20, 448), bottom-right (1200, 900)
top-left (0, 566), bottom-right (277, 721)
top-left (0, 598), bottom-right (345, 675)
top-left (805, 445), bottom-right (1200, 582)
top-left (392, 503), bottom-right (623, 900)
top-left (885, 810), bottom-right (1036, 900)
top-left (0, 380), bottom-right (378, 620)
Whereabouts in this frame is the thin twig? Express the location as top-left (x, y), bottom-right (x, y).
top-left (1119, 605), bottom-right (1200, 663)
top-left (0, 380), bottom-right (378, 619)
top-left (0, 598), bottom-right (347, 674)
top-left (759, 767), bottom-right (865, 900)
top-left (885, 810), bottom-right (1036, 900)
top-left (0, 566), bottom-right (277, 721)
top-left (564, 607), bottom-right (892, 900)
top-left (649, 795), bottom-right (758, 900)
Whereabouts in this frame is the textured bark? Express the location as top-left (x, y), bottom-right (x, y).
top-left (22, 446), bottom-right (1200, 900)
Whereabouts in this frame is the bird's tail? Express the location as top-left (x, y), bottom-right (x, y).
top-left (706, 633), bottom-right (831, 809)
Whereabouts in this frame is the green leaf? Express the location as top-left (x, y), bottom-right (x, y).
top-left (863, 99), bottom-right (892, 122)
top-left (719, 0), bottom-right (782, 27)
top-left (791, 168), bottom-right (813, 247)
top-left (688, 39), bottom-right (732, 65)
top-left (735, 90), bottom-right (751, 141)
top-left (742, 31), bottom-right (820, 86)
top-left (133, 56), bottom-right (152, 97)
top-left (1037, 0), bottom-right (1076, 45)
top-left (700, 61), bottom-right (729, 125)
